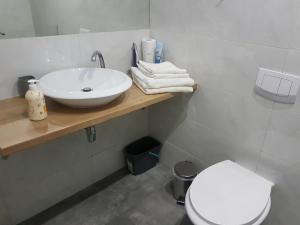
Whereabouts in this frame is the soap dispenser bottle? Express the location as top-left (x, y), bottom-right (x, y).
top-left (25, 79), bottom-right (47, 121)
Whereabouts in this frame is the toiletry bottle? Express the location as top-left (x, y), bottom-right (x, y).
top-left (155, 42), bottom-right (164, 64)
top-left (132, 42), bottom-right (139, 67)
top-left (142, 38), bottom-right (156, 63)
top-left (25, 79), bottom-right (47, 121)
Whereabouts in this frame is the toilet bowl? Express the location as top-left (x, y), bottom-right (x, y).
top-left (185, 160), bottom-right (274, 225)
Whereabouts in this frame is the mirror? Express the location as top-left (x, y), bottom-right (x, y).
top-left (0, 0), bottom-right (150, 39)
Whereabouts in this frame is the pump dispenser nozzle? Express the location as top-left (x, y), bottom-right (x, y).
top-left (28, 79), bottom-right (39, 91)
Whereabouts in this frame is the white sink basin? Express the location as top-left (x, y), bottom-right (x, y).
top-left (39, 68), bottom-right (132, 108)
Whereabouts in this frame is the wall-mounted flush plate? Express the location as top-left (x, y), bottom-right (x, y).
top-left (255, 68), bottom-right (300, 104)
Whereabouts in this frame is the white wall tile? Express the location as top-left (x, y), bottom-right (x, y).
top-left (78, 29), bottom-right (149, 72)
top-left (0, 109), bottom-right (149, 224)
top-left (0, 29), bottom-right (149, 100)
top-left (89, 109), bottom-right (148, 156)
top-left (0, 35), bottom-right (80, 99)
top-left (256, 154), bottom-right (300, 225)
top-left (152, 0), bottom-right (300, 48)
top-left (188, 86), bottom-right (273, 149)
top-left (159, 141), bottom-right (202, 170)
top-left (0, 29), bottom-right (150, 224)
top-left (262, 109), bottom-right (300, 167)
top-left (150, 1), bottom-right (300, 224)
top-left (0, 191), bottom-right (11, 225)
top-left (288, 12), bottom-right (300, 50)
top-left (153, 32), bottom-right (287, 97)
top-left (283, 49), bottom-right (300, 75)
top-left (91, 145), bottom-right (125, 183)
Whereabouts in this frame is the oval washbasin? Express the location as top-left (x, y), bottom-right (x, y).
top-left (39, 68), bottom-right (132, 108)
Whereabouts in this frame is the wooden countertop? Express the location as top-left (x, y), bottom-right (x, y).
top-left (0, 85), bottom-right (196, 157)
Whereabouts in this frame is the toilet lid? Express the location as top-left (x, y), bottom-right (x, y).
top-left (190, 161), bottom-right (273, 225)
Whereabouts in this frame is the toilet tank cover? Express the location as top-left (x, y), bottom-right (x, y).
top-left (190, 160), bottom-right (274, 225)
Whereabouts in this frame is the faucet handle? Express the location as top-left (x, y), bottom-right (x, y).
top-left (91, 50), bottom-right (106, 68)
top-left (91, 50), bottom-right (100, 61)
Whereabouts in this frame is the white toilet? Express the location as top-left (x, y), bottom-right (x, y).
top-left (185, 160), bottom-right (274, 225)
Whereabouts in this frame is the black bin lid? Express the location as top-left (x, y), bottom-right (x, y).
top-left (174, 161), bottom-right (198, 179)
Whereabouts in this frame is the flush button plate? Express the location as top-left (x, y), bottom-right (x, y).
top-left (278, 79), bottom-right (293, 97)
top-left (255, 68), bottom-right (300, 104)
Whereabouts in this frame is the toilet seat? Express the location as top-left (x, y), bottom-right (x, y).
top-left (185, 189), bottom-right (272, 225)
top-left (186, 161), bottom-right (274, 225)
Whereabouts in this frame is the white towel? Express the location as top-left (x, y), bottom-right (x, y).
top-left (131, 67), bottom-right (194, 89)
top-left (138, 64), bottom-right (190, 79)
top-left (133, 76), bottom-right (193, 94)
top-left (139, 60), bottom-right (187, 74)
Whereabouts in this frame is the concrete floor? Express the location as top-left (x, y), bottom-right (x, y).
top-left (43, 164), bottom-right (191, 225)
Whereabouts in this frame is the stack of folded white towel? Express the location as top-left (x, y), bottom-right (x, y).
top-left (131, 61), bottom-right (195, 94)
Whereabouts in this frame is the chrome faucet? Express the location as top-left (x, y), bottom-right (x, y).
top-left (91, 50), bottom-right (105, 68)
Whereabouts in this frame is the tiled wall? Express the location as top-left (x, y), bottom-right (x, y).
top-left (0, 29), bottom-right (149, 100)
top-left (149, 0), bottom-right (300, 224)
top-left (0, 29), bottom-right (149, 225)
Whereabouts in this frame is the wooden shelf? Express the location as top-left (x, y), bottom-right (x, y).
top-left (0, 85), bottom-right (196, 157)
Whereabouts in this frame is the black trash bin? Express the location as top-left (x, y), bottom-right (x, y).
top-left (124, 136), bottom-right (161, 175)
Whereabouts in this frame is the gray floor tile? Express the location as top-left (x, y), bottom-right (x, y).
top-left (43, 164), bottom-right (188, 225)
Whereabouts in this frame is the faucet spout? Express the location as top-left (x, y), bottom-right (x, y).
top-left (91, 50), bottom-right (105, 68)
